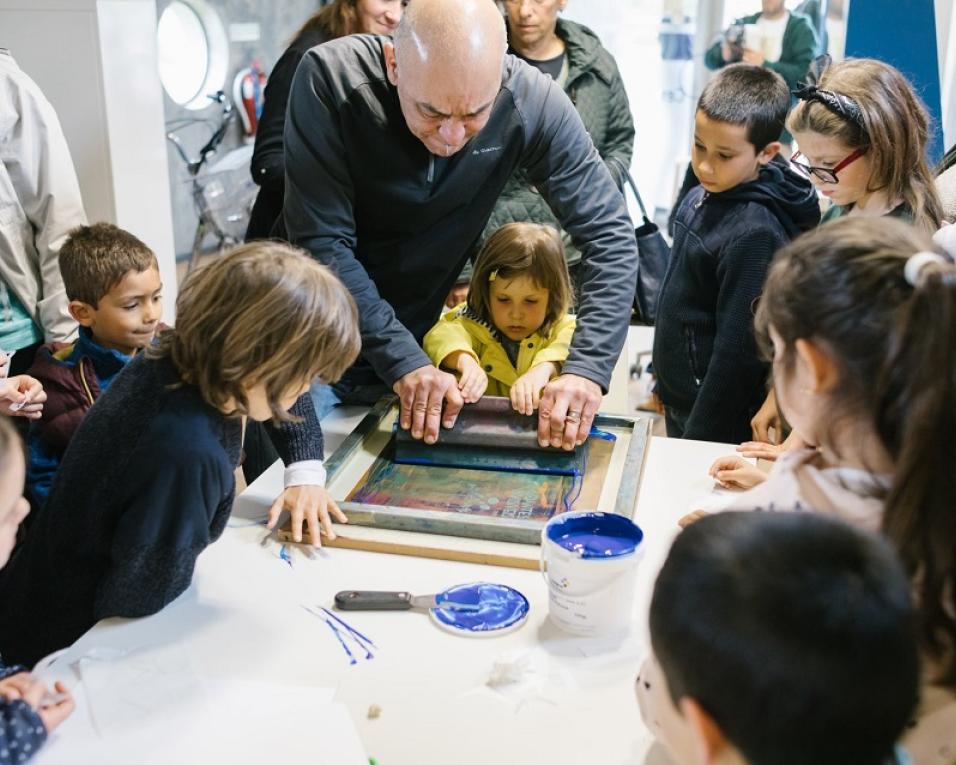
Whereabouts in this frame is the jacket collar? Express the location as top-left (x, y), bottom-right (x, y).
top-left (74, 326), bottom-right (134, 377)
top-left (555, 19), bottom-right (615, 86)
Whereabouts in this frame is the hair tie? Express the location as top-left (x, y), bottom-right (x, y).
top-left (904, 251), bottom-right (947, 287)
top-left (488, 269), bottom-right (498, 282)
top-left (792, 83), bottom-right (865, 128)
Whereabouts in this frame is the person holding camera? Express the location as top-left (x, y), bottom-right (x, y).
top-left (705, 0), bottom-right (818, 149)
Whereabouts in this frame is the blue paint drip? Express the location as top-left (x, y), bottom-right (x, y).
top-left (546, 512), bottom-right (644, 558)
top-left (279, 544), bottom-right (294, 568)
top-left (431, 582), bottom-right (529, 634)
top-left (324, 619), bottom-right (358, 665)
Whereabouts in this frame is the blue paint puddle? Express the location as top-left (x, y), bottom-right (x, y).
top-left (546, 512), bottom-right (644, 558)
top-left (431, 582), bottom-right (529, 634)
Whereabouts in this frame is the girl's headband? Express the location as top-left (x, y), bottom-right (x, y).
top-left (792, 84), bottom-right (865, 128)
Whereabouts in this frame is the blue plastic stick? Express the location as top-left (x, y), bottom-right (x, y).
top-left (324, 618), bottom-right (358, 665)
top-left (320, 607), bottom-right (378, 650)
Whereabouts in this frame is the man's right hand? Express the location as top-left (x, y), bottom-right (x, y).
top-left (393, 365), bottom-right (464, 444)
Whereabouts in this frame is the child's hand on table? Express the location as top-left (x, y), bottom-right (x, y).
top-left (510, 362), bottom-right (557, 416)
top-left (0, 375), bottom-right (45, 419)
top-left (708, 456), bottom-right (767, 490)
top-left (0, 673), bottom-right (74, 731)
top-left (268, 484), bottom-right (348, 547)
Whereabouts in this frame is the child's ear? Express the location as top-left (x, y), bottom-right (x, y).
top-left (794, 338), bottom-right (839, 394)
top-left (757, 140), bottom-right (782, 166)
top-left (68, 300), bottom-right (95, 328)
top-left (680, 697), bottom-right (732, 764)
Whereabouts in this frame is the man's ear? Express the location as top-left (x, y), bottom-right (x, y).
top-left (383, 41), bottom-right (399, 86)
top-left (757, 140), bottom-right (782, 166)
top-left (68, 300), bottom-right (95, 328)
top-left (680, 697), bottom-right (731, 764)
top-left (794, 337), bottom-right (839, 394)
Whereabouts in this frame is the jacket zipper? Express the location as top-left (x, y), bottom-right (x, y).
top-left (695, 191), bottom-right (709, 210)
top-left (683, 326), bottom-right (702, 387)
top-left (79, 358), bottom-right (96, 405)
top-left (427, 155), bottom-right (434, 185)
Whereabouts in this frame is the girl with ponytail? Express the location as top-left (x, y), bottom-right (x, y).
top-left (714, 216), bottom-right (955, 762)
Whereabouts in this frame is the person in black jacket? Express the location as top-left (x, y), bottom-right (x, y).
top-left (283, 0), bottom-right (637, 464)
top-left (0, 243), bottom-right (361, 667)
top-left (246, 0), bottom-right (406, 240)
top-left (653, 64), bottom-right (820, 444)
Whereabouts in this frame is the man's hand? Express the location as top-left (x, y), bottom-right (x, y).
top-left (741, 47), bottom-right (766, 66)
top-left (0, 375), bottom-right (45, 419)
top-left (510, 362), bottom-right (557, 416)
top-left (445, 284), bottom-right (469, 309)
top-left (393, 365), bottom-right (464, 444)
top-left (267, 484), bottom-right (348, 546)
top-left (452, 353), bottom-right (487, 403)
top-left (537, 373), bottom-right (602, 451)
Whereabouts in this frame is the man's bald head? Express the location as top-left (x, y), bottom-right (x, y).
top-left (393, 0), bottom-right (507, 70)
top-left (385, 0), bottom-right (507, 156)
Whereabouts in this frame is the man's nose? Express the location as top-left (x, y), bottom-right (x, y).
top-left (438, 119), bottom-right (465, 148)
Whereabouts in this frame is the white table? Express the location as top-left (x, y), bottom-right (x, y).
top-left (34, 405), bottom-right (743, 765)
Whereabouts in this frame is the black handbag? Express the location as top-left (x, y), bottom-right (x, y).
top-left (622, 170), bottom-right (671, 325)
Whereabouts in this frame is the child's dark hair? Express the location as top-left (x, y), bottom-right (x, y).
top-left (58, 223), bottom-right (159, 306)
top-left (650, 511), bottom-right (919, 765)
top-left (697, 64), bottom-right (789, 150)
top-left (787, 58), bottom-right (943, 233)
top-left (467, 222), bottom-right (572, 334)
top-left (756, 216), bottom-right (956, 684)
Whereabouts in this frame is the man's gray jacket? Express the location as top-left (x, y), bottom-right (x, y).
top-left (284, 34), bottom-right (637, 392)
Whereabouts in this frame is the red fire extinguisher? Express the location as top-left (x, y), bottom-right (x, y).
top-left (233, 60), bottom-right (267, 139)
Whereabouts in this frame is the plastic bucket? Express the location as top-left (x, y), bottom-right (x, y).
top-left (541, 511), bottom-right (644, 637)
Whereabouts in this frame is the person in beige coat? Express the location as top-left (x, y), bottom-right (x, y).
top-left (0, 48), bottom-right (85, 375)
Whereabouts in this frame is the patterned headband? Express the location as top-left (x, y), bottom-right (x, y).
top-left (792, 84), bottom-right (865, 128)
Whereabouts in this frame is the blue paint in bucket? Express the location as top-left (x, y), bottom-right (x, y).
top-left (430, 582), bottom-right (529, 636)
top-left (546, 512), bottom-right (644, 558)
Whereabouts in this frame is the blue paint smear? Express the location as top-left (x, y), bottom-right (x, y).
top-left (432, 582), bottom-right (529, 633)
top-left (547, 512), bottom-right (644, 558)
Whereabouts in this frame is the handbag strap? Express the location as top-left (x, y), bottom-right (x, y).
top-left (609, 157), bottom-right (650, 222)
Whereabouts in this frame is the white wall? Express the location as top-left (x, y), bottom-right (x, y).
top-left (0, 0), bottom-right (178, 311)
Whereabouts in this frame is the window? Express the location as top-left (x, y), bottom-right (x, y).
top-left (157, 0), bottom-right (228, 110)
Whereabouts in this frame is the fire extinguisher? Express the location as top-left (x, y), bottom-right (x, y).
top-left (233, 60), bottom-right (267, 139)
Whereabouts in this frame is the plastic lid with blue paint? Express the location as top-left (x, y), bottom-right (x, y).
top-left (429, 582), bottom-right (530, 637)
top-left (546, 511), bottom-right (644, 558)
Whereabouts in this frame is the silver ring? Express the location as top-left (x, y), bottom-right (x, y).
top-left (566, 411), bottom-right (581, 422)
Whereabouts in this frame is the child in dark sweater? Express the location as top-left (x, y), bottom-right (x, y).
top-left (0, 242), bottom-right (361, 666)
top-left (653, 64), bottom-right (819, 443)
top-left (0, 417), bottom-right (73, 761)
top-left (26, 223), bottom-right (163, 506)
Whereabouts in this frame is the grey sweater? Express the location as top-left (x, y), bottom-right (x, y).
top-left (283, 34), bottom-right (637, 393)
top-left (0, 353), bottom-right (322, 667)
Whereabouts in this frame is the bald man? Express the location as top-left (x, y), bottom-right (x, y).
top-left (283, 0), bottom-right (637, 454)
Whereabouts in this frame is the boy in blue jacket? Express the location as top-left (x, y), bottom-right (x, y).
top-left (653, 64), bottom-right (819, 443)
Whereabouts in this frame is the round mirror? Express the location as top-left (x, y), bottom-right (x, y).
top-left (157, 0), bottom-right (228, 110)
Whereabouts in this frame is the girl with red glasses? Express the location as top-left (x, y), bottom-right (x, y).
top-left (786, 58), bottom-right (943, 234)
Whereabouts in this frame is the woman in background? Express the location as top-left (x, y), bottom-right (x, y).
top-left (245, 0), bottom-right (406, 240)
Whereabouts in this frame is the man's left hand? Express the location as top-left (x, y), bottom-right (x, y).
top-left (537, 374), bottom-right (602, 451)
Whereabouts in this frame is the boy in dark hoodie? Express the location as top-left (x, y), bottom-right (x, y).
top-left (653, 63), bottom-right (819, 443)
top-left (25, 224), bottom-right (162, 505)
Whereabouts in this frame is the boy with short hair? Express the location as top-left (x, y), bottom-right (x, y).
top-left (652, 64), bottom-right (820, 443)
top-left (638, 511), bottom-right (919, 765)
top-left (25, 223), bottom-right (162, 504)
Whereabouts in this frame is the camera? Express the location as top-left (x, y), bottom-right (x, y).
top-left (723, 23), bottom-right (746, 62)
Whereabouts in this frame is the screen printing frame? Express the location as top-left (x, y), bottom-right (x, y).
top-left (321, 397), bottom-right (652, 546)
